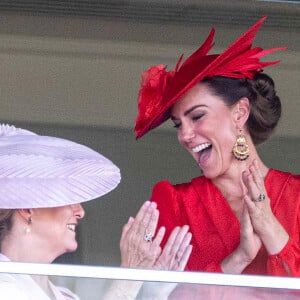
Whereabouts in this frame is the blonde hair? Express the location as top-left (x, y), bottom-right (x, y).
top-left (0, 209), bottom-right (15, 249)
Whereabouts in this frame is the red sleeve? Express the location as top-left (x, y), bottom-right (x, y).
top-left (202, 262), bottom-right (223, 273)
top-left (266, 172), bottom-right (300, 277)
top-left (150, 181), bottom-right (187, 248)
top-left (267, 237), bottom-right (300, 276)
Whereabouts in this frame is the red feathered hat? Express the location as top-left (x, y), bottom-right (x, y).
top-left (135, 16), bottom-right (286, 139)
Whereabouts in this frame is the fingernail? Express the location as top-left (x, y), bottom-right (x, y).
top-left (150, 202), bottom-right (157, 208)
top-left (128, 216), bottom-right (134, 223)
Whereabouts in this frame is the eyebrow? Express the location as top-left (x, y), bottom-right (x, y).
top-left (171, 104), bottom-right (207, 120)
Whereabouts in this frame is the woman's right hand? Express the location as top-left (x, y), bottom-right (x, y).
top-left (237, 204), bottom-right (262, 262)
top-left (154, 225), bottom-right (192, 271)
top-left (222, 204), bottom-right (261, 274)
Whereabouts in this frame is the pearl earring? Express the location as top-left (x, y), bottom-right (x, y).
top-left (25, 216), bottom-right (32, 234)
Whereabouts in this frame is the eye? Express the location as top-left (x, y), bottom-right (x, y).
top-left (173, 122), bottom-right (181, 129)
top-left (192, 114), bottom-right (204, 121)
top-left (171, 119), bottom-right (181, 129)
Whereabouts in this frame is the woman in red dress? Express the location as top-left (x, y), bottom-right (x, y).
top-left (134, 16), bottom-right (300, 277)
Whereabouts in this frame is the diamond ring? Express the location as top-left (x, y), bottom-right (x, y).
top-left (144, 232), bottom-right (153, 242)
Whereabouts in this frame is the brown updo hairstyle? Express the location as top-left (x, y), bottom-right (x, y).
top-left (0, 210), bottom-right (15, 250)
top-left (202, 73), bottom-right (281, 145)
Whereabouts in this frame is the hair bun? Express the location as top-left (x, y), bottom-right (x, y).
top-left (253, 73), bottom-right (276, 101)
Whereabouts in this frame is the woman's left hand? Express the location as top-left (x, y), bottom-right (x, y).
top-left (120, 201), bottom-right (192, 270)
top-left (242, 160), bottom-right (289, 254)
top-left (120, 201), bottom-right (165, 269)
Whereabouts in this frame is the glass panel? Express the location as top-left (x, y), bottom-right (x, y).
top-left (0, 262), bottom-right (299, 299)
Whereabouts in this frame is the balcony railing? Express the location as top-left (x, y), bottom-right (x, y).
top-left (0, 261), bottom-right (299, 299)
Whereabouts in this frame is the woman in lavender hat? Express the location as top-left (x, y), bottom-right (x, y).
top-left (0, 124), bottom-right (192, 299)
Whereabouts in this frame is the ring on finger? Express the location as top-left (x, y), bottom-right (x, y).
top-left (256, 193), bottom-right (266, 202)
top-left (144, 231), bottom-right (154, 242)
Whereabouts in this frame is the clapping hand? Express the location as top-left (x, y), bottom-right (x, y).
top-left (242, 160), bottom-right (289, 255)
top-left (120, 201), bottom-right (192, 270)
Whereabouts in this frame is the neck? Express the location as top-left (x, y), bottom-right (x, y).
top-left (1, 231), bottom-right (57, 264)
top-left (212, 152), bottom-right (269, 210)
top-left (1, 238), bottom-right (57, 299)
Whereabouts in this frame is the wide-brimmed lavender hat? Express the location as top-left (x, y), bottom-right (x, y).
top-left (0, 124), bottom-right (121, 209)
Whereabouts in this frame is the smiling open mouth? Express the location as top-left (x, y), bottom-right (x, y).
top-left (192, 143), bottom-right (211, 153)
top-left (66, 224), bottom-right (76, 232)
top-left (192, 143), bottom-right (212, 166)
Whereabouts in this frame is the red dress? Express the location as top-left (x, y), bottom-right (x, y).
top-left (151, 169), bottom-right (300, 276)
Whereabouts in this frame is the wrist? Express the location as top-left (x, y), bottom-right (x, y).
top-left (221, 248), bottom-right (252, 274)
top-left (260, 220), bottom-right (289, 255)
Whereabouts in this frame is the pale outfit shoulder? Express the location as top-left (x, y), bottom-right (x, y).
top-left (0, 254), bottom-right (79, 300)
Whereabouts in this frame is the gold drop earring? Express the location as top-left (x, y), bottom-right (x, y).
top-left (25, 216), bottom-right (32, 234)
top-left (232, 128), bottom-right (250, 161)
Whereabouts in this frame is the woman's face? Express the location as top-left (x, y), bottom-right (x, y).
top-left (171, 83), bottom-right (238, 179)
top-left (31, 204), bottom-right (85, 258)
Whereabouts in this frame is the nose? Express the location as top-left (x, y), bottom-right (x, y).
top-left (179, 122), bottom-right (195, 143)
top-left (72, 203), bottom-right (85, 219)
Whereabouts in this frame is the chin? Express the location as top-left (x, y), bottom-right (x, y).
top-left (65, 243), bottom-right (78, 253)
top-left (202, 168), bottom-right (219, 180)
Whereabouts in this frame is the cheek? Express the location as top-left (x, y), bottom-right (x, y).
top-left (214, 117), bottom-right (235, 138)
top-left (217, 130), bottom-right (237, 155)
top-left (177, 131), bottom-right (186, 147)
top-left (223, 123), bottom-right (238, 141)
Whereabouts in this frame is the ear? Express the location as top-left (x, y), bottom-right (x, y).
top-left (17, 209), bottom-right (33, 223)
top-left (233, 97), bottom-right (250, 128)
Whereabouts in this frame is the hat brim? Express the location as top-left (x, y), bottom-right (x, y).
top-left (0, 134), bottom-right (121, 209)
